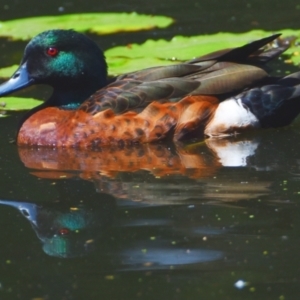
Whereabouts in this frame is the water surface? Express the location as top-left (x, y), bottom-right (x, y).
top-left (1, 0), bottom-right (300, 299)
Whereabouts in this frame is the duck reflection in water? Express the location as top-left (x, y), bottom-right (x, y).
top-left (0, 184), bottom-right (226, 266)
top-left (17, 137), bottom-right (273, 205)
top-left (0, 181), bottom-right (115, 258)
top-left (18, 125), bottom-right (300, 180)
top-left (18, 137), bottom-right (259, 180)
top-left (11, 139), bottom-right (275, 216)
top-left (2, 138), bottom-right (285, 265)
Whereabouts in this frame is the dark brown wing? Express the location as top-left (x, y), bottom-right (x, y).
top-left (79, 34), bottom-right (288, 115)
top-left (79, 78), bottom-right (202, 114)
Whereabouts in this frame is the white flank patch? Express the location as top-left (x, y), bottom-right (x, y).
top-left (205, 98), bottom-right (260, 137)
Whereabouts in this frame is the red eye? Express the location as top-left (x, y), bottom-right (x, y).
top-left (46, 47), bottom-right (59, 57)
top-left (58, 228), bottom-right (70, 235)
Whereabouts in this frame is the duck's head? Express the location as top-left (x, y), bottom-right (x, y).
top-left (0, 30), bottom-right (108, 108)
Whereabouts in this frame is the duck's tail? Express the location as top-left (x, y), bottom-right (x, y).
top-left (239, 71), bottom-right (300, 128)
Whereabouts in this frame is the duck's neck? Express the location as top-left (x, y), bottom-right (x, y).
top-left (47, 77), bottom-right (106, 109)
top-left (47, 88), bottom-right (94, 109)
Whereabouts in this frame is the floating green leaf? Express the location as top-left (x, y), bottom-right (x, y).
top-left (0, 97), bottom-right (42, 110)
top-left (0, 13), bottom-right (174, 40)
top-left (0, 65), bottom-right (18, 79)
top-left (105, 29), bottom-right (300, 74)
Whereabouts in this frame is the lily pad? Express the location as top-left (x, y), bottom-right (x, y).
top-left (0, 97), bottom-right (42, 110)
top-left (0, 13), bottom-right (174, 41)
top-left (105, 29), bottom-right (300, 74)
top-left (0, 65), bottom-right (18, 79)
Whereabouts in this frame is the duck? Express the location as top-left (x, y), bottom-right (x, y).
top-left (0, 29), bottom-right (300, 148)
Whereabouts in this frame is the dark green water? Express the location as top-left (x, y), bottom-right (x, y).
top-left (1, 0), bottom-right (300, 299)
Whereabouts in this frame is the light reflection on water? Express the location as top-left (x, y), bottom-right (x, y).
top-left (121, 247), bottom-right (223, 269)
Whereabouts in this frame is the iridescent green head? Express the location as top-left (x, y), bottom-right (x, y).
top-left (0, 29), bottom-right (108, 107)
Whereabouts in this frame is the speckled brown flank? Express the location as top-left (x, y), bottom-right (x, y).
top-left (123, 118), bottom-right (131, 125)
top-left (168, 106), bottom-right (178, 113)
top-left (153, 125), bottom-right (163, 138)
top-left (144, 120), bottom-right (150, 127)
top-left (174, 96), bottom-right (219, 141)
top-left (158, 113), bottom-right (171, 123)
top-left (17, 95), bottom-right (219, 147)
top-left (135, 128), bottom-right (144, 136)
top-left (123, 131), bottom-right (133, 139)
